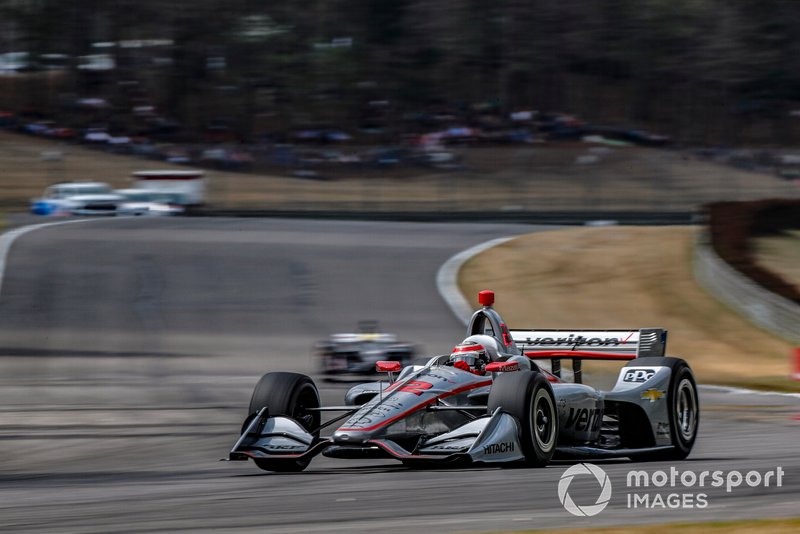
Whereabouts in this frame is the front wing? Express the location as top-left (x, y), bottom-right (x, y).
top-left (227, 407), bottom-right (525, 465)
top-left (226, 399), bottom-right (683, 467)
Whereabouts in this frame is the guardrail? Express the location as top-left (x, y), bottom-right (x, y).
top-left (694, 232), bottom-right (800, 343)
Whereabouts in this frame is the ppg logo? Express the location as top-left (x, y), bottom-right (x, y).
top-left (623, 368), bottom-right (655, 383)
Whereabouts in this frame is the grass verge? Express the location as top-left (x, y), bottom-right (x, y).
top-left (2, 130), bottom-right (800, 212)
top-left (501, 517), bottom-right (800, 534)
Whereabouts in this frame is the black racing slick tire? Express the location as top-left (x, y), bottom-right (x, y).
top-left (247, 372), bottom-right (321, 472)
top-left (628, 357), bottom-right (699, 461)
top-left (488, 371), bottom-right (558, 467)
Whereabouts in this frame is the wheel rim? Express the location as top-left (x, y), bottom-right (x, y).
top-left (293, 385), bottom-right (320, 432)
top-left (531, 389), bottom-right (556, 452)
top-left (676, 378), bottom-right (697, 442)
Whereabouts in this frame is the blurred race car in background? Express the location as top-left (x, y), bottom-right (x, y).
top-left (315, 321), bottom-right (415, 378)
top-left (228, 290), bottom-right (699, 472)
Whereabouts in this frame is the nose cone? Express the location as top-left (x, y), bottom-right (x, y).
top-left (332, 429), bottom-right (368, 444)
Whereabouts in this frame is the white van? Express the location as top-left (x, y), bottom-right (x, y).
top-left (131, 170), bottom-right (206, 206)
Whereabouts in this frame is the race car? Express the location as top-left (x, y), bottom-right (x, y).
top-left (315, 321), bottom-right (415, 378)
top-left (227, 290), bottom-right (698, 472)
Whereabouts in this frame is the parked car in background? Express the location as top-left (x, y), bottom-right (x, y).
top-left (30, 182), bottom-right (122, 216)
top-left (0, 52), bottom-right (31, 73)
top-left (67, 193), bottom-right (124, 216)
top-left (115, 188), bottom-right (186, 216)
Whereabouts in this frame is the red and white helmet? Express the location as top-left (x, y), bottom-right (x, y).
top-left (462, 335), bottom-right (502, 361)
top-left (449, 339), bottom-right (490, 373)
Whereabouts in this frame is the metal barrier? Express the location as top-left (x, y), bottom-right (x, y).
top-left (693, 232), bottom-right (800, 343)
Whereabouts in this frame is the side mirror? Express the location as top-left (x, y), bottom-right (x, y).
top-left (376, 360), bottom-right (401, 384)
top-left (376, 361), bottom-right (401, 373)
top-left (486, 361), bottom-right (520, 373)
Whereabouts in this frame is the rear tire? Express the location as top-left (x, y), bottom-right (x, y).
top-left (628, 357), bottom-right (699, 461)
top-left (247, 372), bottom-right (321, 472)
top-left (488, 371), bottom-right (558, 467)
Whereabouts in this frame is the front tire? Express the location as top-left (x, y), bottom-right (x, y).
top-left (247, 372), bottom-right (321, 472)
top-left (488, 371), bottom-right (558, 467)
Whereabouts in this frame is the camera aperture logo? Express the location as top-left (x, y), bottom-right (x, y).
top-left (557, 463), bottom-right (612, 517)
top-left (558, 464), bottom-right (785, 516)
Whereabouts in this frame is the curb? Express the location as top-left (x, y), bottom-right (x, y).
top-left (0, 219), bottom-right (93, 296)
top-left (699, 384), bottom-right (800, 400)
top-left (435, 236), bottom-right (515, 326)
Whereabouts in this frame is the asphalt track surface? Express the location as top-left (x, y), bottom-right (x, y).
top-left (0, 218), bottom-right (798, 533)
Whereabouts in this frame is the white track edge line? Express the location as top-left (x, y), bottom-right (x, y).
top-left (435, 235), bottom-right (800, 400)
top-left (435, 236), bottom-right (514, 326)
top-left (699, 384), bottom-right (800, 399)
top-left (0, 219), bottom-right (95, 296)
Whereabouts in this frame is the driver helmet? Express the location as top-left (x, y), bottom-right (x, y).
top-left (462, 334), bottom-right (502, 362)
top-left (449, 340), bottom-right (490, 374)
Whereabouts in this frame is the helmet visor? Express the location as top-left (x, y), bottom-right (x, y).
top-left (450, 354), bottom-right (482, 367)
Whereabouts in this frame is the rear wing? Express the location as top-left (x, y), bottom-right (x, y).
top-left (510, 328), bottom-right (667, 383)
top-left (465, 290), bottom-right (667, 382)
top-left (511, 328), bottom-right (667, 359)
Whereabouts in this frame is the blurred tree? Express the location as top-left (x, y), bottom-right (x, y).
top-left (2, 0), bottom-right (800, 143)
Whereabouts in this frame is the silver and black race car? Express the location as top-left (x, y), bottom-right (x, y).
top-left (315, 321), bottom-right (415, 378)
top-left (227, 290), bottom-right (698, 472)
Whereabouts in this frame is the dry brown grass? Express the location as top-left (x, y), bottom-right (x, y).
top-left (502, 517), bottom-right (800, 534)
top-left (0, 131), bottom-right (198, 207)
top-left (2, 131), bottom-right (799, 212)
top-left (459, 226), bottom-right (795, 385)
